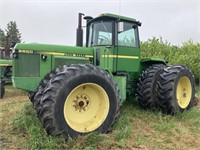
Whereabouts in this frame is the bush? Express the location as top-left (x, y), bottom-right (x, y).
top-left (141, 37), bottom-right (200, 84)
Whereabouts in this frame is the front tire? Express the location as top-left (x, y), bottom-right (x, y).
top-left (39, 64), bottom-right (120, 138)
top-left (157, 65), bottom-right (195, 114)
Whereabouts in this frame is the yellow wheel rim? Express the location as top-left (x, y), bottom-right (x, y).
top-left (176, 76), bottom-right (192, 108)
top-left (64, 83), bottom-right (110, 133)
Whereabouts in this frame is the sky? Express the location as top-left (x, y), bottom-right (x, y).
top-left (0, 0), bottom-right (199, 46)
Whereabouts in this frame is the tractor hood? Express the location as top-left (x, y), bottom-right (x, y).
top-left (14, 43), bottom-right (93, 56)
top-left (12, 43), bottom-right (94, 92)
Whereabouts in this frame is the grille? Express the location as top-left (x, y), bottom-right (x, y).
top-left (15, 53), bottom-right (40, 77)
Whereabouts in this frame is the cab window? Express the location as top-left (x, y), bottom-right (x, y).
top-left (88, 21), bottom-right (112, 46)
top-left (118, 22), bottom-right (138, 47)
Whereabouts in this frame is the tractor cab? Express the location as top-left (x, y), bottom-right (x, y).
top-left (86, 13), bottom-right (141, 48)
top-left (85, 13), bottom-right (142, 74)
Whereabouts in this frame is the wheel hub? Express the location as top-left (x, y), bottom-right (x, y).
top-left (64, 83), bottom-right (110, 133)
top-left (176, 76), bottom-right (192, 108)
top-left (73, 94), bottom-right (90, 112)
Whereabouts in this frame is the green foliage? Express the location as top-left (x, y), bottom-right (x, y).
top-left (169, 41), bottom-right (200, 82)
top-left (141, 37), bottom-right (200, 83)
top-left (0, 21), bottom-right (22, 47)
top-left (0, 27), bottom-right (6, 47)
top-left (5, 21), bottom-right (22, 43)
top-left (141, 37), bottom-right (172, 61)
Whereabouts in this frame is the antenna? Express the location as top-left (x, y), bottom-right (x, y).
top-left (118, 0), bottom-right (121, 15)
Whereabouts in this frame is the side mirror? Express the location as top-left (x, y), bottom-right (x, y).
top-left (118, 22), bottom-right (124, 33)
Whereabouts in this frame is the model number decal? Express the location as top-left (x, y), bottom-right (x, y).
top-left (19, 50), bottom-right (33, 53)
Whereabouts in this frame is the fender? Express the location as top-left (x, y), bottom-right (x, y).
top-left (140, 57), bottom-right (167, 71)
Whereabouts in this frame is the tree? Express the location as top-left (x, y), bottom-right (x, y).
top-left (5, 21), bottom-right (22, 44)
top-left (0, 27), bottom-right (6, 47)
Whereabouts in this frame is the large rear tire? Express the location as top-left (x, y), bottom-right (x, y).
top-left (39, 64), bottom-right (120, 138)
top-left (157, 65), bottom-right (195, 114)
top-left (137, 64), bottom-right (166, 109)
top-left (0, 81), bottom-right (5, 99)
top-left (33, 66), bottom-right (64, 116)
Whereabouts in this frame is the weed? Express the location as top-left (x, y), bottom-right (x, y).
top-left (114, 126), bottom-right (132, 142)
top-left (135, 135), bottom-right (147, 145)
top-left (151, 115), bottom-right (176, 133)
top-left (12, 103), bottom-right (64, 149)
top-left (113, 101), bottom-right (133, 143)
top-left (196, 86), bottom-right (200, 97)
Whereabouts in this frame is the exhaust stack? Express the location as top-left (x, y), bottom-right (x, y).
top-left (76, 13), bottom-right (84, 47)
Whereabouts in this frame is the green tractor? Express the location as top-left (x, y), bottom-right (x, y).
top-left (0, 59), bottom-right (12, 98)
top-left (0, 45), bottom-right (13, 99)
top-left (12, 13), bottom-right (195, 138)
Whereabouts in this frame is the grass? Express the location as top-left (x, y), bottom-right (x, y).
top-left (12, 104), bottom-right (64, 149)
top-left (0, 85), bottom-right (200, 149)
top-left (196, 85), bottom-right (200, 97)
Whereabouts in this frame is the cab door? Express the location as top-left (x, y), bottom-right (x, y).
top-left (114, 21), bottom-right (140, 73)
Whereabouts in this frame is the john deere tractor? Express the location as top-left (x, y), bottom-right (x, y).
top-left (12, 13), bottom-right (195, 138)
top-left (0, 43), bottom-right (13, 98)
top-left (0, 59), bottom-right (12, 98)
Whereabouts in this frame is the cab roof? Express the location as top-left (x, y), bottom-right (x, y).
top-left (88, 13), bottom-right (141, 26)
top-left (93, 13), bottom-right (137, 22)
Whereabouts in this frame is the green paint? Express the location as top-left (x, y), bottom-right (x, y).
top-left (113, 76), bottom-right (127, 105)
top-left (53, 55), bottom-right (90, 69)
top-left (0, 59), bottom-right (13, 83)
top-left (0, 59), bottom-right (12, 66)
top-left (16, 43), bottom-right (93, 55)
top-left (93, 13), bottom-right (137, 22)
top-left (139, 58), bottom-right (167, 74)
top-left (40, 54), bottom-right (52, 77)
top-left (12, 77), bottom-right (42, 91)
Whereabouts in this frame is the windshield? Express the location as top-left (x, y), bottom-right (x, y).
top-left (88, 21), bottom-right (112, 46)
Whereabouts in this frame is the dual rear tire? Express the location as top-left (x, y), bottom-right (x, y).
top-left (137, 64), bottom-right (195, 114)
top-left (157, 65), bottom-right (195, 114)
top-left (137, 64), bottom-right (166, 109)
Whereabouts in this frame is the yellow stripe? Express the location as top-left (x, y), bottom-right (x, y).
top-left (0, 64), bottom-right (12, 66)
top-left (85, 55), bottom-right (93, 58)
top-left (19, 50), bottom-right (93, 58)
top-left (103, 55), bottom-right (139, 59)
top-left (41, 52), bottom-right (65, 56)
top-left (18, 49), bottom-right (138, 59)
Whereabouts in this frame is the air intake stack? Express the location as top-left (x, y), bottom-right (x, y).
top-left (76, 13), bottom-right (84, 47)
